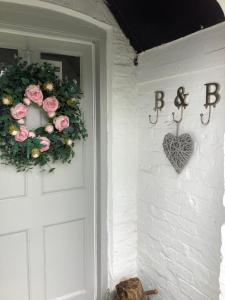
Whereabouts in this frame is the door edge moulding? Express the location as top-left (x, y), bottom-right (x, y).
top-left (0, 25), bottom-right (97, 46)
top-left (0, 0), bottom-right (112, 31)
top-left (0, 1), bottom-right (112, 299)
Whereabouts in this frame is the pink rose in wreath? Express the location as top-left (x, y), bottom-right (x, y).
top-left (10, 103), bottom-right (28, 120)
top-left (39, 136), bottom-right (50, 152)
top-left (54, 115), bottom-right (69, 132)
top-left (15, 125), bottom-right (29, 142)
top-left (25, 85), bottom-right (43, 106)
top-left (43, 96), bottom-right (59, 113)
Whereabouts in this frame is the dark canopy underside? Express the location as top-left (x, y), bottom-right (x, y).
top-left (105, 0), bottom-right (225, 53)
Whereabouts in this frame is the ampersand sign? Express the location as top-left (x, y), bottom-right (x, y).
top-left (174, 87), bottom-right (189, 109)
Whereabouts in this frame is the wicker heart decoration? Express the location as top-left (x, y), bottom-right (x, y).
top-left (163, 133), bottom-right (194, 173)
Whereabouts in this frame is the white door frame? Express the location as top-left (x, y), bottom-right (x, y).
top-left (0, 1), bottom-right (112, 299)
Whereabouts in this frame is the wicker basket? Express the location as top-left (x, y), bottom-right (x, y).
top-left (115, 277), bottom-right (157, 300)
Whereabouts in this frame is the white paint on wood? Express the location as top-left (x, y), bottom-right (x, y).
top-left (0, 231), bottom-right (30, 300)
top-left (0, 34), bottom-right (96, 300)
top-left (44, 219), bottom-right (86, 299)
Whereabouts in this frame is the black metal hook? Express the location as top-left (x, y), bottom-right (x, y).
top-left (200, 105), bottom-right (211, 125)
top-left (149, 91), bottom-right (165, 125)
top-left (149, 110), bottom-right (159, 125)
top-left (172, 106), bottom-right (184, 124)
top-left (200, 83), bottom-right (220, 125)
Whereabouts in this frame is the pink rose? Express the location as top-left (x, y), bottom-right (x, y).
top-left (39, 136), bottom-right (50, 152)
top-left (43, 96), bottom-right (59, 113)
top-left (25, 85), bottom-right (43, 106)
top-left (10, 103), bottom-right (28, 120)
top-left (54, 115), bottom-right (69, 132)
top-left (15, 125), bottom-right (29, 142)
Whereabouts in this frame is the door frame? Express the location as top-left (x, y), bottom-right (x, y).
top-left (0, 1), bottom-right (113, 299)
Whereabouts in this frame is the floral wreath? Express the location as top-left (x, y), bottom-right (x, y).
top-left (0, 59), bottom-right (87, 172)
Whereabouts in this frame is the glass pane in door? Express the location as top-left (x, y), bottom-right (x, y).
top-left (0, 48), bottom-right (18, 74)
top-left (40, 52), bottom-right (80, 84)
top-left (0, 48), bottom-right (18, 65)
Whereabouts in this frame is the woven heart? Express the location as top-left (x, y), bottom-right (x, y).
top-left (163, 133), bottom-right (194, 173)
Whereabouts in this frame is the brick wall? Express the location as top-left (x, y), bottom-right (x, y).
top-left (40, 0), bottom-right (138, 292)
top-left (137, 23), bottom-right (225, 300)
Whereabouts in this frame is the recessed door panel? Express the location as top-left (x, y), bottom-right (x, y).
top-left (42, 142), bottom-right (85, 193)
top-left (44, 219), bottom-right (86, 299)
top-left (0, 231), bottom-right (30, 300)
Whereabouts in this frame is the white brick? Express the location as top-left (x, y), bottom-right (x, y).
top-left (137, 23), bottom-right (225, 300)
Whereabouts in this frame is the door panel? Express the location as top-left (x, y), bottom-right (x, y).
top-left (0, 166), bottom-right (26, 200)
top-left (44, 219), bottom-right (85, 299)
top-left (0, 34), bottom-right (95, 300)
top-left (42, 143), bottom-right (84, 193)
top-left (0, 230), bottom-right (30, 300)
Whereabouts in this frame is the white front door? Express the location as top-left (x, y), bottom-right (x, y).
top-left (0, 33), bottom-right (96, 300)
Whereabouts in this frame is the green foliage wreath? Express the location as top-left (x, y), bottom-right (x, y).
top-left (0, 59), bottom-right (87, 172)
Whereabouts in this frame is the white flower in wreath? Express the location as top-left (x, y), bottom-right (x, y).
top-left (18, 118), bottom-right (25, 125)
top-left (29, 131), bottom-right (36, 138)
top-left (45, 124), bottom-right (54, 134)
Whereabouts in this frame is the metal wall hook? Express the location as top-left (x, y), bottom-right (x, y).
top-left (148, 91), bottom-right (165, 125)
top-left (171, 87), bottom-right (188, 125)
top-left (200, 105), bottom-right (211, 125)
top-left (200, 83), bottom-right (220, 126)
top-left (172, 106), bottom-right (184, 124)
top-left (149, 109), bottom-right (159, 125)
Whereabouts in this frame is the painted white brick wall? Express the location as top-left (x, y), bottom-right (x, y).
top-left (40, 0), bottom-right (138, 291)
top-left (220, 222), bottom-right (225, 299)
top-left (137, 24), bottom-right (225, 300)
top-left (36, 2), bottom-right (225, 299)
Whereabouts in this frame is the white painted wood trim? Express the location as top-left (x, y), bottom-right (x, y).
top-left (0, 0), bottom-right (111, 31)
top-left (0, 26), bottom-right (95, 46)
